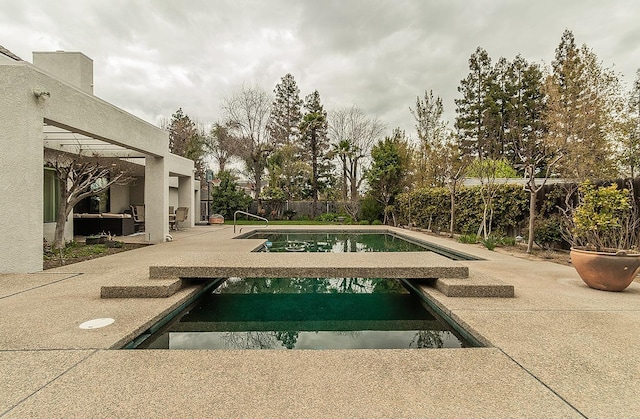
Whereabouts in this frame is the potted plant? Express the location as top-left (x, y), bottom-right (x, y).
top-left (568, 181), bottom-right (640, 291)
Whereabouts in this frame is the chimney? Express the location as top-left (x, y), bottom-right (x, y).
top-left (32, 50), bottom-right (94, 94)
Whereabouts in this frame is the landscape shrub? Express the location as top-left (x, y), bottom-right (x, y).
top-left (397, 184), bottom-right (528, 236)
top-left (533, 214), bottom-right (566, 249)
top-left (481, 236), bottom-right (498, 250)
top-left (458, 234), bottom-right (479, 244)
top-left (359, 195), bottom-right (384, 223)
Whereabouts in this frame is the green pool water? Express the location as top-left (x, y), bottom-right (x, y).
top-left (253, 232), bottom-right (427, 253)
top-left (241, 231), bottom-right (479, 260)
top-left (137, 277), bottom-right (472, 350)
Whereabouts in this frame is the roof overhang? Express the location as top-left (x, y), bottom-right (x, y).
top-left (43, 121), bottom-right (148, 158)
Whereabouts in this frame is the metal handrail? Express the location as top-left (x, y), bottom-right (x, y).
top-left (233, 210), bottom-right (269, 234)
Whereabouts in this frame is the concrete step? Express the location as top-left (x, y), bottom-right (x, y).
top-left (433, 273), bottom-right (514, 298)
top-left (101, 279), bottom-right (183, 298)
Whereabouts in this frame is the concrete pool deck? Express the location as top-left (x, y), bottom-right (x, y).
top-left (1, 225), bottom-right (639, 417)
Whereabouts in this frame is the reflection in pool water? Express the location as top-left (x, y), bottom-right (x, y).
top-left (139, 278), bottom-right (471, 350)
top-left (253, 232), bottom-right (429, 253)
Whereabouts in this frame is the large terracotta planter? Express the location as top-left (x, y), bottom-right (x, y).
top-left (570, 247), bottom-right (640, 291)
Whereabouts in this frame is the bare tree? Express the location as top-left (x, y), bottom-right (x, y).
top-left (207, 122), bottom-right (241, 173)
top-left (220, 85), bottom-right (273, 202)
top-left (44, 149), bottom-right (134, 250)
top-left (441, 140), bottom-right (471, 237)
top-left (328, 106), bottom-right (385, 200)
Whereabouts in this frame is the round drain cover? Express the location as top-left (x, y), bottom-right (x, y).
top-left (79, 318), bottom-right (115, 329)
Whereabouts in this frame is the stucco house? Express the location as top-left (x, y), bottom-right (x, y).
top-left (0, 46), bottom-right (200, 273)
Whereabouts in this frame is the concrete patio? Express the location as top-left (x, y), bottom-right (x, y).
top-left (1, 225), bottom-right (639, 417)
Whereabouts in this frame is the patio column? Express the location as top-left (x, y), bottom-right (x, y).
top-left (144, 156), bottom-right (168, 243)
top-left (178, 175), bottom-right (194, 227)
top-left (0, 63), bottom-right (44, 273)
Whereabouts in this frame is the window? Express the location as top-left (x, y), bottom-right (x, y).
top-left (43, 167), bottom-right (60, 222)
top-left (74, 177), bottom-right (110, 214)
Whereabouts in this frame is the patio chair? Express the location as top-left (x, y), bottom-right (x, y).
top-left (130, 204), bottom-right (145, 232)
top-left (173, 206), bottom-right (188, 230)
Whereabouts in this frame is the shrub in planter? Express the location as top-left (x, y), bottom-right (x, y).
top-left (568, 181), bottom-right (640, 291)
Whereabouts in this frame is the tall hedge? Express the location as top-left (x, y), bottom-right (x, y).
top-left (396, 184), bottom-right (529, 235)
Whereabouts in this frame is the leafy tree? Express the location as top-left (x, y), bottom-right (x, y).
top-left (467, 158), bottom-right (518, 238)
top-left (164, 108), bottom-right (207, 180)
top-left (365, 128), bottom-right (412, 225)
top-left (221, 84), bottom-right (273, 203)
top-left (328, 106), bottom-right (385, 200)
top-left (266, 143), bottom-right (307, 201)
top-left (259, 185), bottom-right (286, 219)
top-left (210, 170), bottom-right (252, 218)
top-left (441, 140), bottom-right (471, 237)
top-left (45, 150), bottom-right (133, 249)
top-left (410, 90), bottom-right (450, 187)
top-left (207, 122), bottom-right (241, 173)
top-left (300, 90), bottom-right (330, 217)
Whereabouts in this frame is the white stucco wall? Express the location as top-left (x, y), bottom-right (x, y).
top-left (1, 54), bottom-right (196, 273)
top-left (33, 51), bottom-right (94, 95)
top-left (109, 183), bottom-right (131, 213)
top-left (0, 62), bottom-right (46, 272)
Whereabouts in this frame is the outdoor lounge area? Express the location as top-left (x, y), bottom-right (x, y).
top-left (73, 213), bottom-right (135, 236)
top-left (1, 224), bottom-right (639, 417)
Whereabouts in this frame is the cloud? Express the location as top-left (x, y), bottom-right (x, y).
top-left (1, 0), bottom-right (638, 138)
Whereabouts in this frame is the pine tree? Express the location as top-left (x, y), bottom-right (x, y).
top-left (266, 74), bottom-right (304, 200)
top-left (301, 90), bottom-right (330, 217)
top-left (621, 69), bottom-right (640, 177)
top-left (455, 47), bottom-right (493, 158)
top-left (484, 57), bottom-right (517, 162)
top-left (166, 108), bottom-right (206, 180)
top-left (548, 30), bottom-right (621, 179)
top-left (268, 73), bottom-right (303, 147)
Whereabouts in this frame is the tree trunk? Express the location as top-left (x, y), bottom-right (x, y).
top-left (341, 157), bottom-right (348, 201)
top-left (527, 186), bottom-right (537, 254)
top-left (54, 187), bottom-right (71, 249)
top-left (311, 129), bottom-right (318, 218)
top-left (350, 159), bottom-right (358, 200)
top-left (53, 208), bottom-right (68, 250)
top-left (449, 187), bottom-right (456, 237)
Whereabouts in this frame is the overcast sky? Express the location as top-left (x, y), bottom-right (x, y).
top-left (2, 0), bottom-right (639, 138)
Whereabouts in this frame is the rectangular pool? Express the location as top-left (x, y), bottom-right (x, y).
top-left (240, 230), bottom-right (479, 260)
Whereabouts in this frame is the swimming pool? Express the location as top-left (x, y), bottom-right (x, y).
top-left (240, 230), bottom-right (479, 260)
top-left (132, 277), bottom-right (474, 350)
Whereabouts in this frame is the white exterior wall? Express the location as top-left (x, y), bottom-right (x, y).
top-left (33, 51), bottom-right (94, 95)
top-left (0, 53), bottom-right (196, 273)
top-left (109, 184), bottom-right (131, 213)
top-left (0, 62), bottom-right (45, 272)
